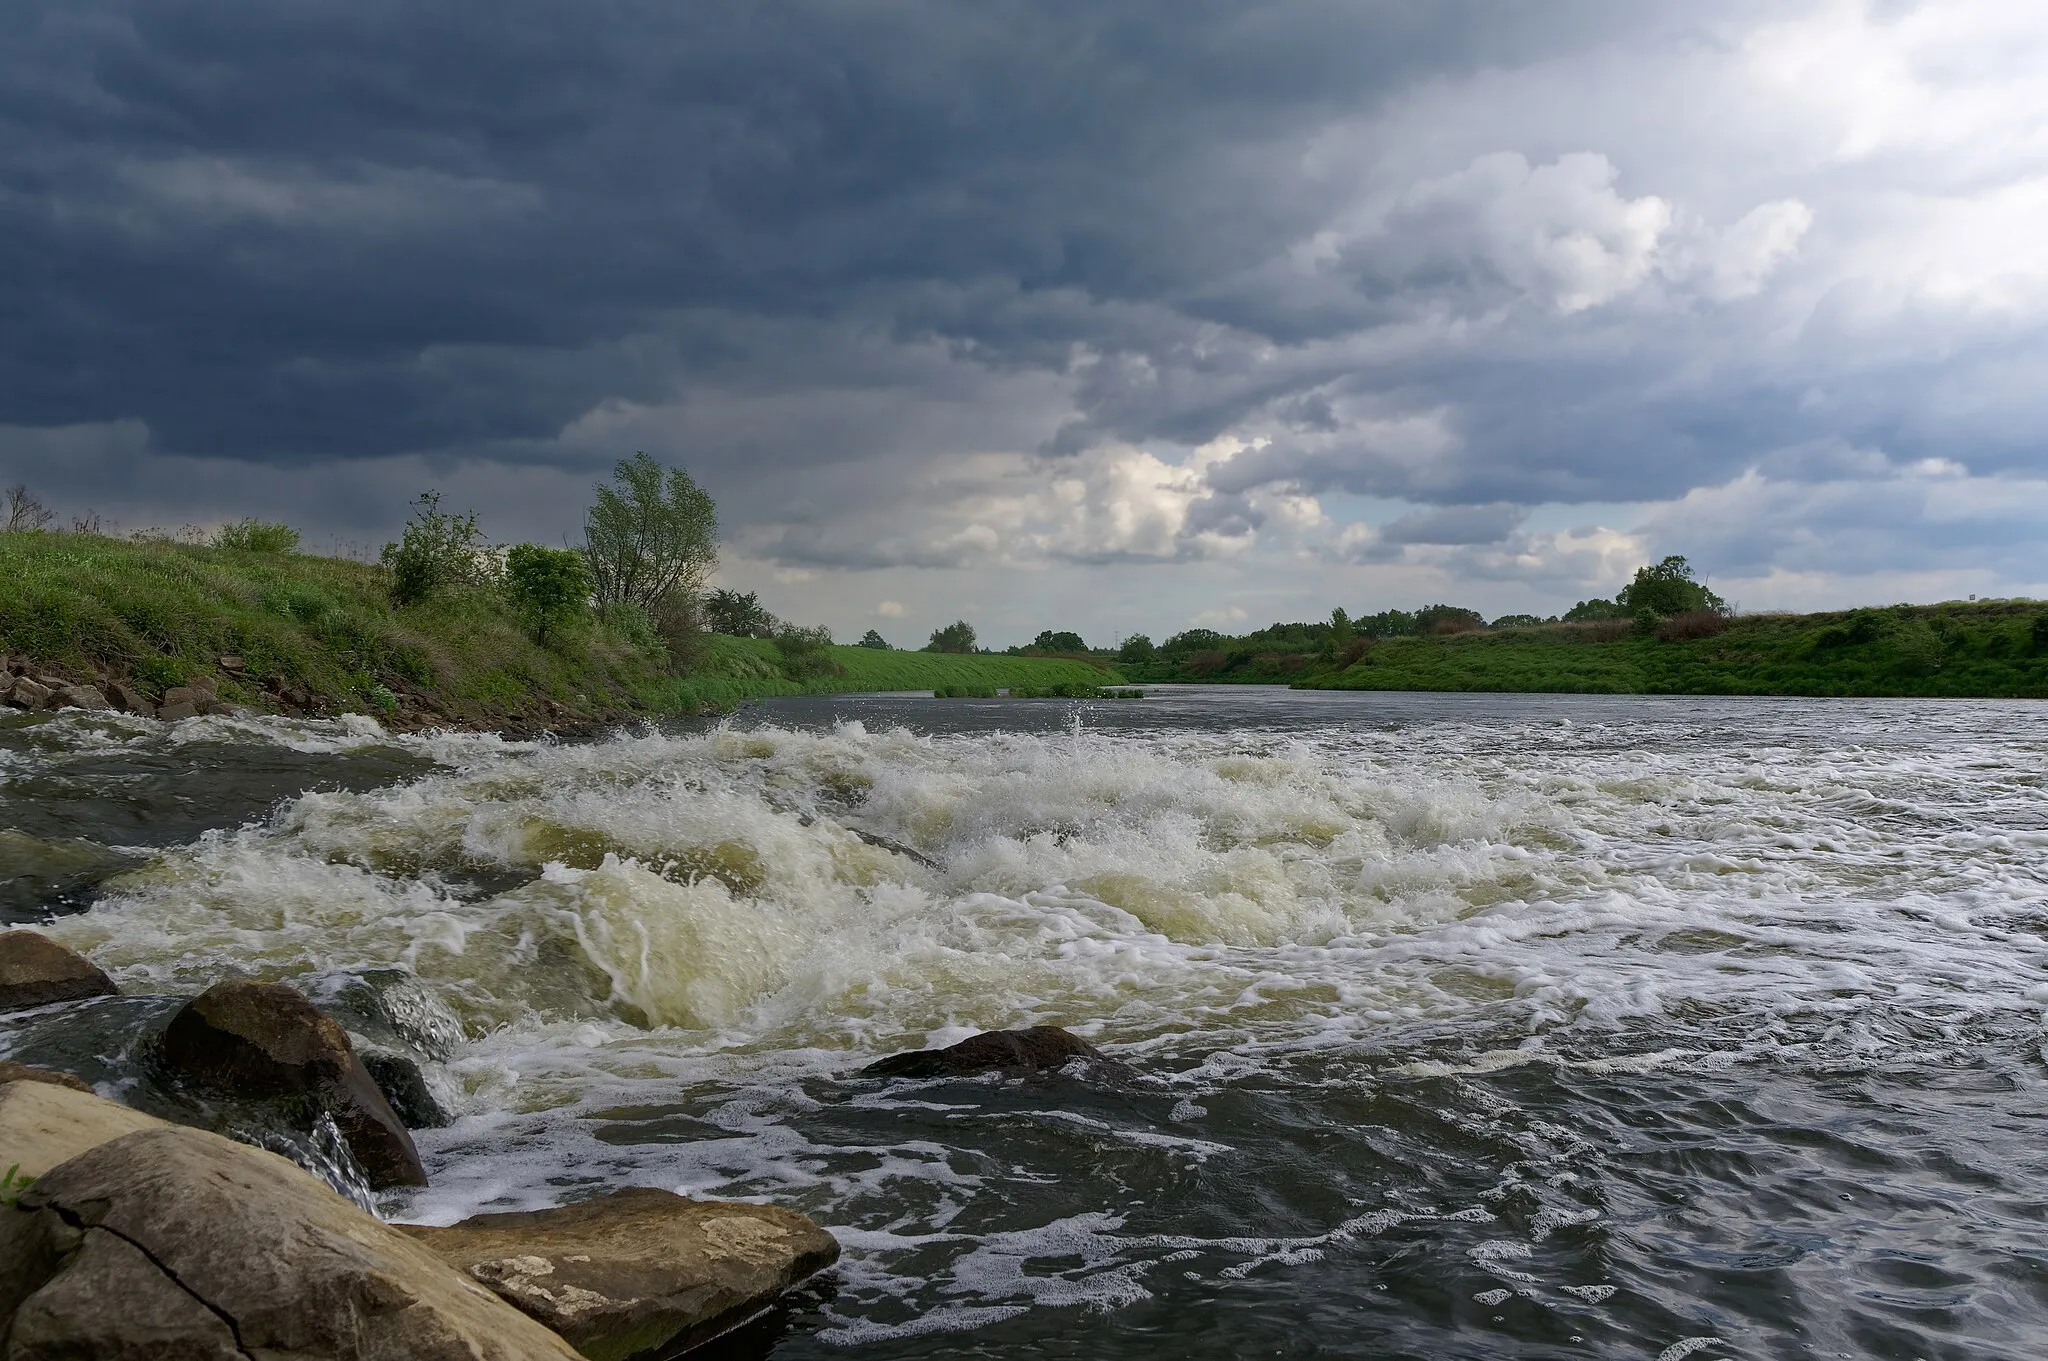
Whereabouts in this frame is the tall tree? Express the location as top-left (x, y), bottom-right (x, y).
top-left (582, 452), bottom-right (718, 612)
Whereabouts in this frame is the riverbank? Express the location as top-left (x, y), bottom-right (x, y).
top-left (1293, 600), bottom-right (2048, 696)
top-left (0, 532), bottom-right (1120, 729)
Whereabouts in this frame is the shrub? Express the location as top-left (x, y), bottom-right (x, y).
top-left (1490, 613), bottom-right (1548, 629)
top-left (857, 628), bottom-right (891, 649)
top-left (381, 492), bottom-right (492, 607)
top-left (926, 619), bottom-right (977, 653)
top-left (1031, 629), bottom-right (1088, 653)
top-left (1632, 606), bottom-right (1662, 637)
top-left (1814, 609), bottom-right (1883, 649)
top-left (1657, 609), bottom-right (1729, 642)
top-left (504, 543), bottom-right (593, 645)
top-left (583, 452), bottom-right (718, 612)
top-left (2032, 614), bottom-right (2048, 654)
top-left (703, 588), bottom-right (776, 637)
top-left (1117, 633), bottom-right (1155, 664)
top-left (1426, 615), bottom-right (1484, 635)
top-left (1415, 604), bottom-right (1487, 634)
top-left (213, 519), bottom-right (301, 553)
top-left (4, 485), bottom-right (54, 533)
top-left (1563, 597), bottom-right (1626, 622)
top-left (774, 623), bottom-right (841, 679)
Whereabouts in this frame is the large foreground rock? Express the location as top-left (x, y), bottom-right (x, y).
top-left (4, 1125), bottom-right (582, 1360)
top-left (0, 1079), bottom-right (166, 1180)
top-left (402, 1187), bottom-right (840, 1361)
top-left (0, 931), bottom-right (119, 1013)
top-left (861, 1024), bottom-right (1117, 1079)
top-left (160, 979), bottom-right (428, 1188)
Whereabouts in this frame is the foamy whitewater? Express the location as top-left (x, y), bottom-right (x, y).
top-left (5, 688), bottom-right (2047, 1359)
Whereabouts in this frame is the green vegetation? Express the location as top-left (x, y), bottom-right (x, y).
top-left (857, 629), bottom-right (891, 649)
top-left (1298, 602), bottom-right (2048, 697)
top-left (212, 519), bottom-right (301, 554)
top-left (637, 635), bottom-right (1122, 711)
top-left (582, 451), bottom-right (718, 612)
top-left (380, 492), bottom-right (492, 607)
top-left (503, 544), bottom-right (593, 645)
top-left (926, 619), bottom-right (978, 653)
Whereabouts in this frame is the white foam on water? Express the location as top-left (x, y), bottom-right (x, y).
top-left (21, 700), bottom-right (2048, 1344)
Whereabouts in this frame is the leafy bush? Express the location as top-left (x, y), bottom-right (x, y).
top-left (1632, 606), bottom-right (1662, 637)
top-left (857, 628), bottom-right (891, 649)
top-left (1117, 633), bottom-right (1155, 663)
top-left (1814, 609), bottom-right (1883, 649)
top-left (1490, 614), bottom-right (1549, 629)
top-left (703, 588), bottom-right (776, 637)
top-left (926, 619), bottom-right (977, 653)
top-left (1563, 597), bottom-right (1627, 622)
top-left (2033, 614), bottom-right (2048, 654)
top-left (1031, 629), bottom-right (1087, 652)
top-left (213, 519), bottom-right (301, 553)
top-left (774, 623), bottom-right (841, 679)
top-left (583, 452), bottom-right (718, 612)
top-left (381, 492), bottom-right (493, 607)
top-left (504, 543), bottom-right (593, 645)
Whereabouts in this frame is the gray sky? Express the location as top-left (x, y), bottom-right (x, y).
top-left (5, 1), bottom-right (2046, 646)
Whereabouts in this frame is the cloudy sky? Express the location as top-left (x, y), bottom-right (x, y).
top-left (5, 1), bottom-right (2047, 646)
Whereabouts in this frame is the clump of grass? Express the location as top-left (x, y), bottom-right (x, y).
top-left (212, 519), bottom-right (301, 553)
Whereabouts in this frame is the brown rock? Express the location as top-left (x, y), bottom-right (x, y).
top-left (157, 699), bottom-right (199, 721)
top-left (160, 980), bottom-right (428, 1189)
top-left (218, 654), bottom-right (244, 672)
top-left (0, 930), bottom-right (119, 1012)
top-left (862, 1024), bottom-right (1118, 1079)
top-left (4, 677), bottom-right (51, 711)
top-left (52, 684), bottom-right (112, 712)
top-left (160, 684), bottom-right (205, 709)
top-left (105, 681), bottom-right (154, 716)
top-left (189, 673), bottom-right (218, 695)
top-left (402, 1187), bottom-right (840, 1361)
top-left (0, 1062), bottom-right (92, 1094)
top-left (8, 1125), bottom-right (583, 1360)
top-left (0, 1079), bottom-right (167, 1181)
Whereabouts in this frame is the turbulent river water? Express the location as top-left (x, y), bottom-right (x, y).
top-left (3, 687), bottom-right (2047, 1359)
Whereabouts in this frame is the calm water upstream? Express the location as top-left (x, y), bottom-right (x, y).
top-left (3, 687), bottom-right (2047, 1359)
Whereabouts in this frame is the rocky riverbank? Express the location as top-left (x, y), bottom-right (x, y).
top-left (0, 931), bottom-right (841, 1358)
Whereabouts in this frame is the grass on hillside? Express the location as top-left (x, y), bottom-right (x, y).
top-left (0, 531), bottom-right (1125, 723)
top-left (1301, 602), bottom-right (2048, 697)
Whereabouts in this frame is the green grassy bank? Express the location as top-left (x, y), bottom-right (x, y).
top-left (0, 532), bottom-right (1120, 727)
top-left (1296, 601), bottom-right (2048, 697)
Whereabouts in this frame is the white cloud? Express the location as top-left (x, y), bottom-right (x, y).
top-left (876, 600), bottom-right (906, 617)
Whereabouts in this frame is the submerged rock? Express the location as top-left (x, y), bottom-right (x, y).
top-left (402, 1186), bottom-right (840, 1361)
top-left (362, 1050), bottom-right (452, 1130)
top-left (160, 980), bottom-right (428, 1188)
top-left (861, 1024), bottom-right (1120, 1079)
top-left (0, 1079), bottom-right (167, 1180)
top-left (0, 931), bottom-right (119, 1013)
top-left (4, 1124), bottom-right (583, 1360)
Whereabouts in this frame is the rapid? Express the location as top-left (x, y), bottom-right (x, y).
top-left (3, 687), bottom-right (2046, 1359)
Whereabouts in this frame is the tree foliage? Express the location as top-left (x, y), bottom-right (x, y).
top-left (774, 622), bottom-right (840, 678)
top-left (504, 543), bottom-right (593, 644)
top-left (857, 628), bottom-right (891, 649)
top-left (703, 588), bottom-right (777, 637)
top-left (4, 485), bottom-right (54, 533)
top-left (926, 619), bottom-right (977, 653)
top-left (1031, 629), bottom-right (1087, 652)
top-left (1615, 555), bottom-right (1725, 617)
top-left (381, 491), bottom-right (492, 606)
top-left (582, 452), bottom-right (718, 613)
top-left (1117, 633), bottom-right (1155, 663)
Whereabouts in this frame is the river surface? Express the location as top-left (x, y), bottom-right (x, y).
top-left (3, 687), bottom-right (2047, 1359)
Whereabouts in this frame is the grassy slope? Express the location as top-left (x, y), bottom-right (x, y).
top-left (0, 532), bottom-right (1123, 724)
top-left (1299, 603), bottom-right (2048, 697)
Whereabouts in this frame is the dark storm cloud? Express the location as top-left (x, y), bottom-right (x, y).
top-left (1, 0), bottom-right (1684, 464)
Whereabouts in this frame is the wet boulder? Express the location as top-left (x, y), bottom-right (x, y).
top-left (104, 680), bottom-right (154, 717)
top-left (159, 980), bottom-right (428, 1189)
top-left (861, 1024), bottom-right (1119, 1079)
top-left (401, 1186), bottom-right (840, 1361)
top-left (0, 1078), bottom-right (167, 1180)
top-left (3, 1125), bottom-right (583, 1360)
top-left (1, 677), bottom-right (51, 711)
top-left (0, 931), bottom-right (119, 1013)
top-left (362, 1050), bottom-right (451, 1130)
top-left (51, 684), bottom-right (111, 712)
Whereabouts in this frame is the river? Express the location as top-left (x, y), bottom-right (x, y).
top-left (4, 687), bottom-right (2046, 1359)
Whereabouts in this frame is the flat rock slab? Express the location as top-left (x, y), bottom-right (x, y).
top-left (402, 1187), bottom-right (840, 1361)
top-left (0, 1080), bottom-right (166, 1180)
top-left (8, 1125), bottom-right (582, 1360)
top-left (861, 1023), bottom-right (1123, 1080)
top-left (0, 931), bottom-right (119, 1013)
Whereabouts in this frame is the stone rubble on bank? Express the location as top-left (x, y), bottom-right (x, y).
top-left (0, 935), bottom-right (844, 1357)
